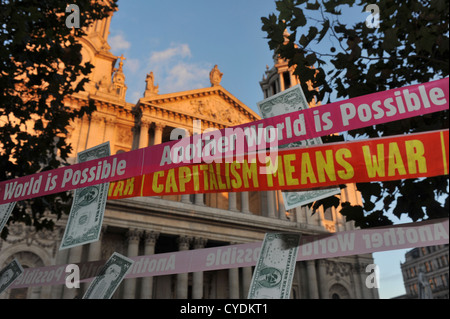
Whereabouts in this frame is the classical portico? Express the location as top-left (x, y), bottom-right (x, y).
top-left (134, 72), bottom-right (262, 210)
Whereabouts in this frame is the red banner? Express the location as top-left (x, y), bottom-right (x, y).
top-left (108, 130), bottom-right (449, 199)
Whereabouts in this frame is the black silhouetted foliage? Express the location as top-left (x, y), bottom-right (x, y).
top-left (262, 0), bottom-right (449, 227)
top-left (0, 0), bottom-right (118, 239)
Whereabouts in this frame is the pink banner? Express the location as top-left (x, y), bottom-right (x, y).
top-left (1, 78), bottom-right (448, 204)
top-left (10, 218), bottom-right (449, 289)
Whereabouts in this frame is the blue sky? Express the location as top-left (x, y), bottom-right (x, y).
top-left (108, 0), bottom-right (279, 110)
top-left (106, 0), bottom-right (413, 299)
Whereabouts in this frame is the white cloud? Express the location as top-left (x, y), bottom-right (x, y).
top-left (149, 43), bottom-right (191, 65)
top-left (109, 33), bottom-right (131, 52)
top-left (165, 62), bottom-right (210, 92)
top-left (125, 58), bottom-right (140, 74)
top-left (147, 43), bottom-right (211, 93)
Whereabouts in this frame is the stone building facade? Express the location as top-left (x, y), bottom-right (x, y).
top-left (400, 244), bottom-right (449, 299)
top-left (0, 10), bottom-right (378, 299)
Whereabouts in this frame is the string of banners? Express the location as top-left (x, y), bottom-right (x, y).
top-left (108, 129), bottom-right (449, 199)
top-left (1, 77), bottom-right (448, 205)
top-left (9, 217), bottom-right (449, 289)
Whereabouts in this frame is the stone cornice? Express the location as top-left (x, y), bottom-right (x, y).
top-left (138, 102), bottom-right (228, 130)
top-left (104, 197), bottom-right (326, 244)
top-left (65, 93), bottom-right (135, 123)
top-left (138, 85), bottom-right (260, 123)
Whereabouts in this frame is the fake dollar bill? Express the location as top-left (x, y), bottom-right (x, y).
top-left (0, 259), bottom-right (24, 295)
top-left (59, 142), bottom-right (110, 250)
top-left (83, 252), bottom-right (134, 299)
top-left (257, 84), bottom-right (340, 210)
top-left (0, 202), bottom-right (16, 235)
top-left (248, 233), bottom-right (301, 299)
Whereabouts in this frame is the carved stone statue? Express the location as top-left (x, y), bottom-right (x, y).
top-left (209, 65), bottom-right (223, 87)
top-left (417, 268), bottom-right (433, 299)
top-left (144, 71), bottom-right (159, 97)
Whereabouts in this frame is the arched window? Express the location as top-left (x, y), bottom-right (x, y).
top-left (329, 283), bottom-right (351, 299)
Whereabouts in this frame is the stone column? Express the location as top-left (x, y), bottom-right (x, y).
top-left (227, 242), bottom-right (240, 298)
top-left (103, 14), bottom-right (112, 40)
top-left (123, 229), bottom-right (142, 299)
top-left (351, 264), bottom-right (363, 299)
top-left (240, 192), bottom-right (250, 214)
top-left (293, 264), bottom-right (305, 299)
top-left (306, 260), bottom-right (319, 299)
top-left (318, 208), bottom-right (324, 228)
top-left (176, 236), bottom-right (192, 299)
top-left (181, 194), bottom-right (191, 203)
top-left (266, 191), bottom-right (276, 218)
top-left (358, 263), bottom-right (371, 299)
top-left (317, 260), bottom-right (329, 299)
top-left (228, 192), bottom-right (238, 212)
top-left (62, 245), bottom-right (83, 299)
top-left (331, 207), bottom-right (340, 231)
top-left (76, 115), bottom-right (90, 153)
top-left (195, 193), bottom-right (205, 206)
top-left (141, 231), bottom-right (159, 299)
top-left (242, 267), bottom-right (253, 297)
top-left (277, 190), bottom-right (287, 220)
top-left (82, 226), bottom-right (106, 292)
top-left (229, 267), bottom-right (240, 298)
top-left (304, 206), bottom-right (311, 225)
top-left (153, 123), bottom-right (164, 145)
top-left (192, 238), bottom-right (207, 299)
top-left (104, 118), bottom-right (116, 150)
top-left (279, 70), bottom-right (286, 91)
top-left (139, 121), bottom-right (150, 149)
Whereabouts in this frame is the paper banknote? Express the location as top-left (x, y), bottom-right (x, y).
top-left (257, 85), bottom-right (340, 210)
top-left (0, 202), bottom-right (16, 235)
top-left (83, 252), bottom-right (134, 299)
top-left (248, 233), bottom-right (301, 299)
top-left (59, 142), bottom-right (110, 250)
top-left (0, 259), bottom-right (24, 295)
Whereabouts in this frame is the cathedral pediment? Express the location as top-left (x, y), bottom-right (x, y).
top-left (138, 86), bottom-right (260, 127)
